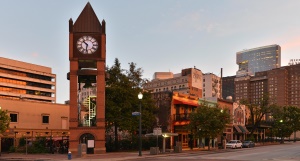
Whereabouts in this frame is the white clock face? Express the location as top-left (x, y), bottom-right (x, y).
top-left (77, 36), bottom-right (98, 54)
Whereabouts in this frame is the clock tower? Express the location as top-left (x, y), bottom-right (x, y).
top-left (68, 2), bottom-right (106, 154)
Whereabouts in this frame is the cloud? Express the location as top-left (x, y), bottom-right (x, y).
top-left (173, 11), bottom-right (219, 33)
top-left (281, 37), bottom-right (300, 52)
top-left (31, 52), bottom-right (39, 58)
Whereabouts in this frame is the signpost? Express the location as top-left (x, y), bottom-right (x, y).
top-left (132, 112), bottom-right (140, 116)
top-left (153, 128), bottom-right (162, 147)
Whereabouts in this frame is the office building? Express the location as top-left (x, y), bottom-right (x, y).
top-left (0, 57), bottom-right (56, 103)
top-left (221, 75), bottom-right (236, 101)
top-left (268, 63), bottom-right (300, 107)
top-left (234, 63), bottom-right (300, 107)
top-left (143, 67), bottom-right (203, 98)
top-left (236, 44), bottom-right (281, 77)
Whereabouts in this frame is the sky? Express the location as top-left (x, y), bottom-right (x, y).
top-left (0, 0), bottom-right (299, 104)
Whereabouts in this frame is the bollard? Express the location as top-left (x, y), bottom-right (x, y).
top-left (68, 151), bottom-right (72, 160)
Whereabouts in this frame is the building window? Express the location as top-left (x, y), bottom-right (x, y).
top-left (10, 113), bottom-right (18, 122)
top-left (61, 117), bottom-right (68, 129)
top-left (42, 115), bottom-right (49, 124)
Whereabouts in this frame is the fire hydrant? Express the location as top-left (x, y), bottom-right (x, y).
top-left (68, 151), bottom-right (72, 160)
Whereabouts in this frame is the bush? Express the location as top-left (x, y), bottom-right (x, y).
top-left (27, 137), bottom-right (48, 153)
top-left (19, 137), bottom-right (26, 146)
top-left (105, 136), bottom-right (160, 152)
top-left (9, 146), bottom-right (16, 152)
top-left (247, 136), bottom-right (255, 142)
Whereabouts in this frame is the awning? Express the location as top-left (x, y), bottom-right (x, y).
top-left (238, 125), bottom-right (249, 133)
top-left (233, 125), bottom-right (242, 133)
top-left (173, 97), bottom-right (198, 107)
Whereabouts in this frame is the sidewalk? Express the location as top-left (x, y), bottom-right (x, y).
top-left (0, 142), bottom-right (289, 161)
top-left (0, 151), bottom-right (179, 161)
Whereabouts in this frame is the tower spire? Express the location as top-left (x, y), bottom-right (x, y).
top-left (73, 2), bottom-right (102, 33)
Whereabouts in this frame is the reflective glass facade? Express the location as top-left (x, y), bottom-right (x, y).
top-left (236, 44), bottom-right (281, 77)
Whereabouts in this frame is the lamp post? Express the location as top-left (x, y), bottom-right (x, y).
top-left (138, 92), bottom-right (143, 156)
top-left (26, 132), bottom-right (30, 155)
top-left (280, 119), bottom-right (283, 144)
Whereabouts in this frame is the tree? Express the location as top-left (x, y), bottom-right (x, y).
top-left (284, 106), bottom-right (300, 141)
top-left (105, 58), bottom-right (157, 151)
top-left (0, 108), bottom-right (10, 133)
top-left (188, 102), bottom-right (231, 150)
top-left (271, 105), bottom-right (300, 142)
top-left (240, 94), bottom-right (274, 137)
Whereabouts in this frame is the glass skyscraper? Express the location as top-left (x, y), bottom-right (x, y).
top-left (236, 44), bottom-right (281, 77)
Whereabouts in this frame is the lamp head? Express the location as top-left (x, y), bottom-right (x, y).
top-left (138, 92), bottom-right (143, 100)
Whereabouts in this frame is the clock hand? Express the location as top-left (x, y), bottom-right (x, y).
top-left (83, 41), bottom-right (88, 52)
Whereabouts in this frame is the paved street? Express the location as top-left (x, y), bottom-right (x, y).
top-left (0, 142), bottom-right (299, 161)
top-left (129, 142), bottom-right (300, 161)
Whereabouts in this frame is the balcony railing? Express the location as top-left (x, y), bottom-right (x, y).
top-left (173, 113), bottom-right (190, 121)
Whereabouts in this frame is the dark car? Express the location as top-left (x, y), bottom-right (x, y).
top-left (242, 141), bottom-right (255, 148)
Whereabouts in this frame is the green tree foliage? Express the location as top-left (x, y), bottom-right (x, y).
top-left (0, 108), bottom-right (10, 133)
top-left (240, 94), bottom-right (274, 137)
top-left (188, 102), bottom-right (231, 150)
top-left (271, 105), bottom-right (300, 140)
top-left (105, 58), bottom-right (157, 151)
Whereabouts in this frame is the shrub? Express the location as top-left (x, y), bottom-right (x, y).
top-left (9, 146), bottom-right (16, 152)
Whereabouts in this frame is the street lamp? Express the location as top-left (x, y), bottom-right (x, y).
top-left (138, 92), bottom-right (143, 156)
top-left (280, 119), bottom-right (283, 144)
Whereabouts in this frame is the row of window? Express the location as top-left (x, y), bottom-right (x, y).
top-left (155, 85), bottom-right (186, 92)
top-left (145, 78), bottom-right (188, 88)
top-left (0, 86), bottom-right (52, 97)
top-left (0, 77), bottom-right (52, 89)
top-left (0, 67), bottom-right (53, 81)
top-left (10, 113), bottom-right (49, 124)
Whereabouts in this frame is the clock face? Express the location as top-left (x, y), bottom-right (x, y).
top-left (77, 36), bottom-right (98, 54)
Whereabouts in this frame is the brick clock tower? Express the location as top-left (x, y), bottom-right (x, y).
top-left (68, 2), bottom-right (106, 154)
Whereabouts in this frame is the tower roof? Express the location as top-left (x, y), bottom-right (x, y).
top-left (73, 2), bottom-right (102, 33)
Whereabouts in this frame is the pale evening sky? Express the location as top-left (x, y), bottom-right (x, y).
top-left (0, 0), bottom-right (299, 103)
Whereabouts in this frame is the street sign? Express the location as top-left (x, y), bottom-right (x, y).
top-left (153, 128), bottom-right (162, 135)
top-left (132, 112), bottom-right (140, 116)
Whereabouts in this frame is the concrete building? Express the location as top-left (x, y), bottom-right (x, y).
top-left (78, 85), bottom-right (96, 104)
top-left (236, 44), bottom-right (281, 77)
top-left (203, 73), bottom-right (221, 100)
top-left (0, 57), bottom-right (56, 103)
top-left (143, 67), bottom-right (203, 98)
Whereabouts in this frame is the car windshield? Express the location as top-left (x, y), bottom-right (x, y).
top-left (243, 141), bottom-right (250, 143)
top-left (228, 141), bottom-right (237, 143)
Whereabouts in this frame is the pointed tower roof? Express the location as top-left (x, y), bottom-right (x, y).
top-left (73, 2), bottom-right (102, 33)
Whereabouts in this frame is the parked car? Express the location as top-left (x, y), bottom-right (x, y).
top-left (242, 140), bottom-right (255, 148)
top-left (226, 140), bottom-right (243, 149)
